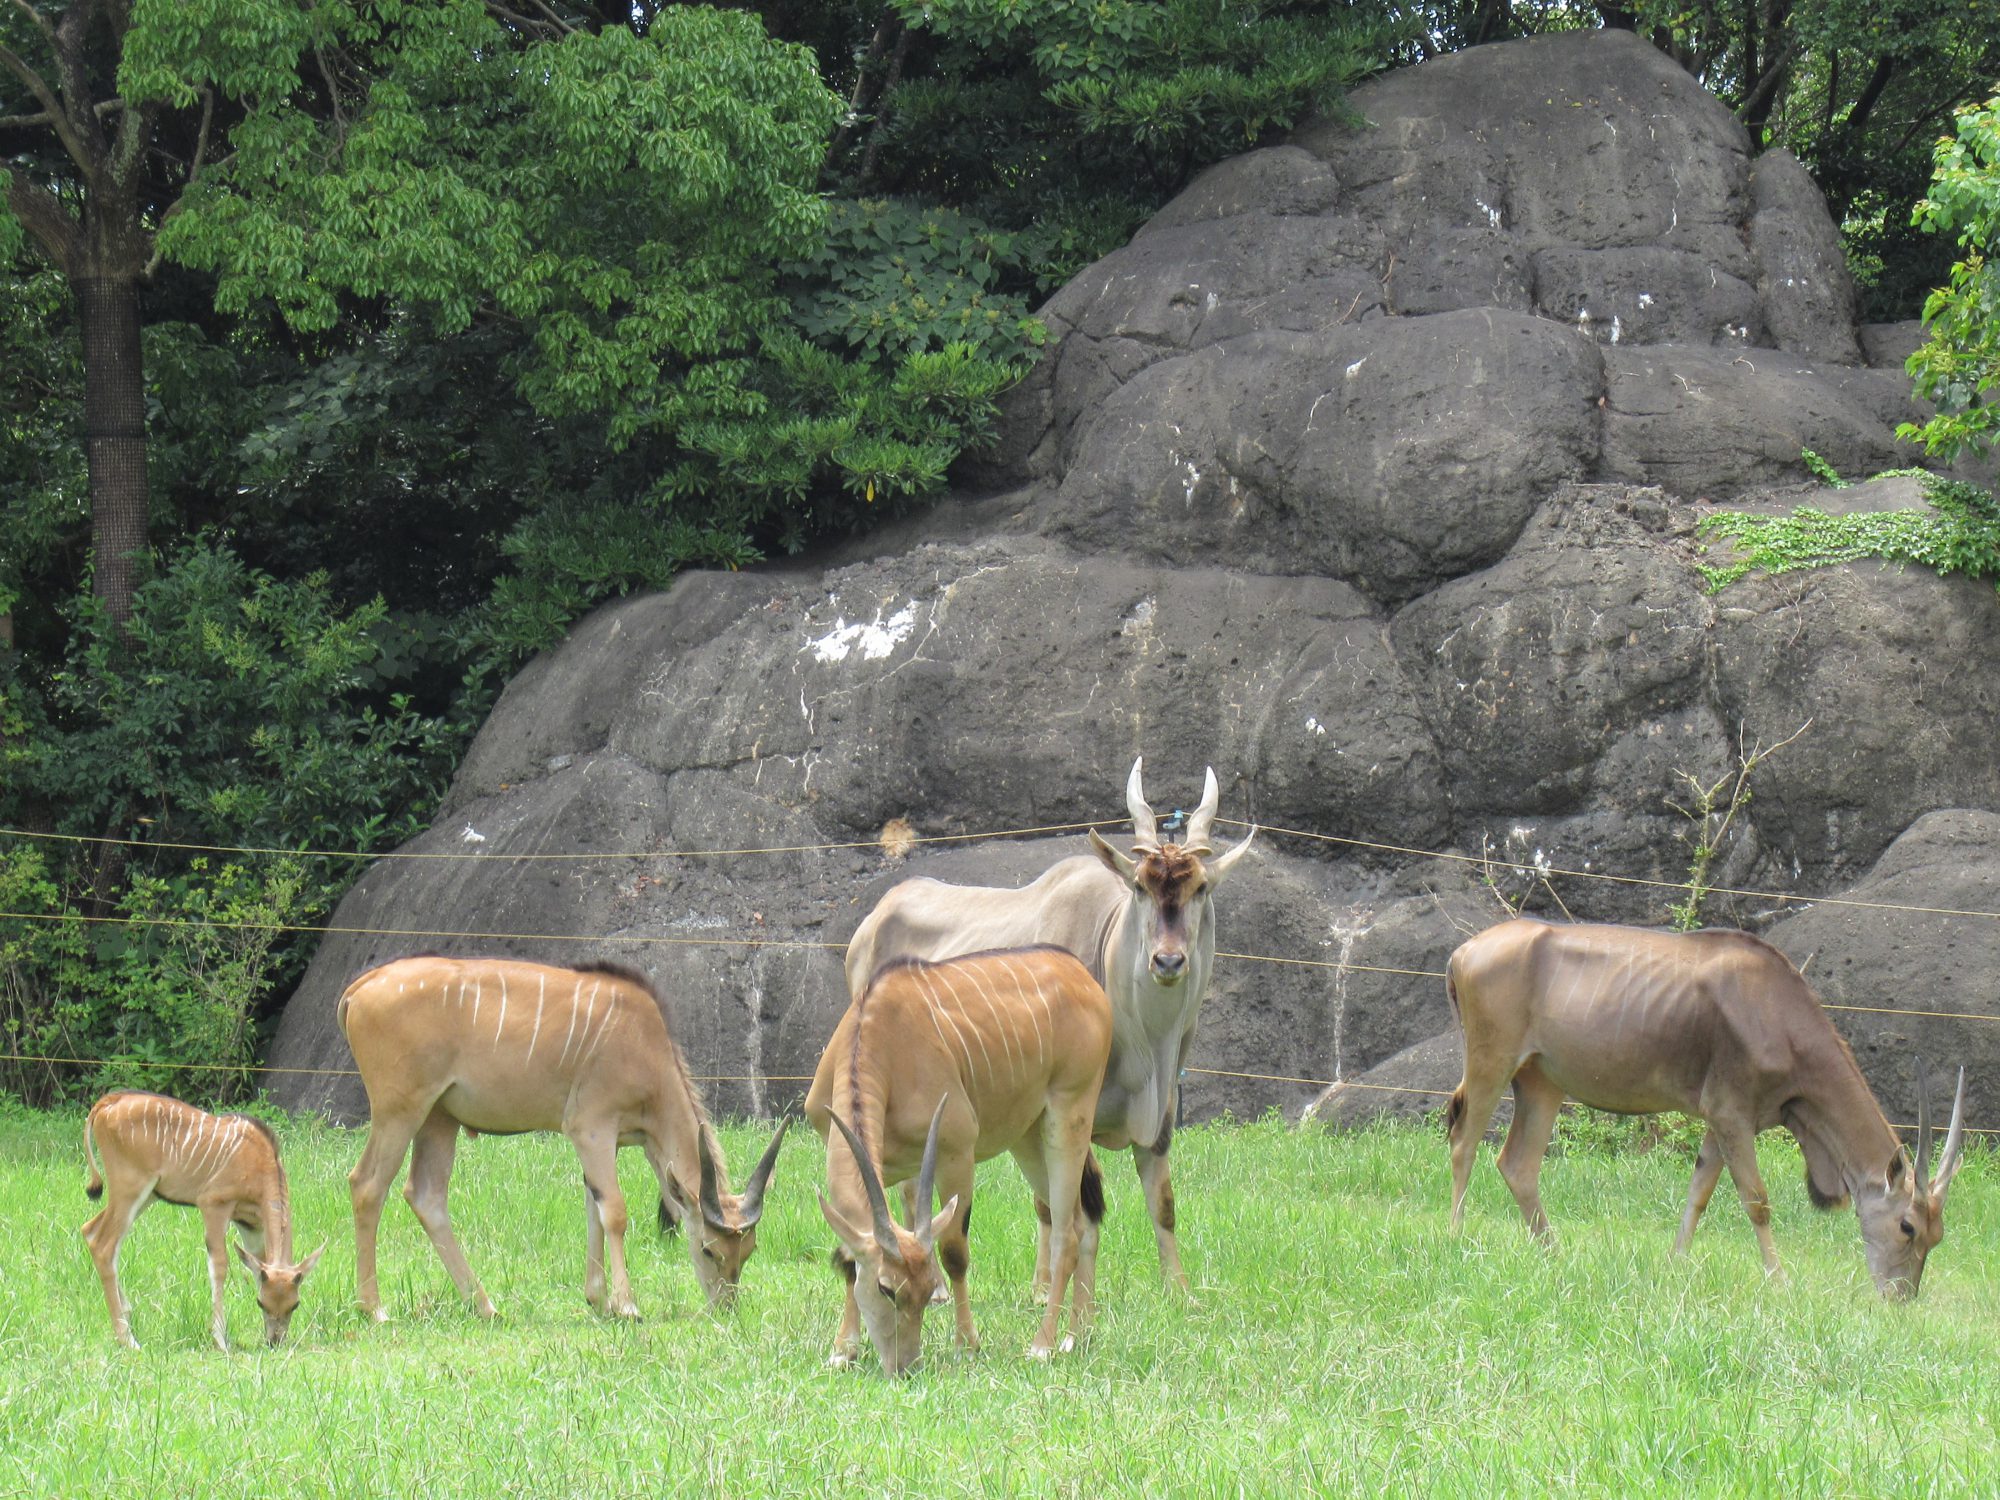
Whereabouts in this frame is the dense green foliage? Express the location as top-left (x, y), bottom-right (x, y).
top-left (0, 1115), bottom-right (1995, 1494)
top-left (1, 545), bottom-right (453, 1103)
top-left (1902, 92), bottom-right (2000, 463)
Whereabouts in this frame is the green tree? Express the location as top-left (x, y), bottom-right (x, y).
top-left (0, 0), bottom-right (343, 627)
top-left (1901, 91), bottom-right (2000, 464)
top-left (816, 0), bottom-right (1392, 288)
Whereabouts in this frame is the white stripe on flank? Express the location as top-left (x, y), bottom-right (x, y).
top-left (471, 978), bottom-right (482, 1030)
top-left (582, 998), bottom-right (620, 1064)
top-left (916, 969), bottom-right (979, 1077)
top-left (936, 969), bottom-right (997, 1080)
top-left (185, 1114), bottom-right (211, 1176)
top-left (204, 1117), bottom-right (232, 1180)
top-left (196, 1118), bottom-right (229, 1185)
top-left (1011, 957), bottom-right (1051, 1062)
top-left (970, 963), bottom-right (1021, 1074)
top-left (494, 973), bottom-right (509, 1049)
top-left (557, 980), bottom-right (583, 1064)
top-left (527, 973), bottom-right (547, 1063)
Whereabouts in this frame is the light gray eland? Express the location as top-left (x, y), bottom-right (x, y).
top-left (805, 945), bottom-right (1113, 1374)
top-left (81, 1089), bottom-right (326, 1350)
top-left (844, 757), bottom-right (1254, 1294)
top-left (338, 955), bottom-right (786, 1320)
top-left (1445, 917), bottom-right (1969, 1297)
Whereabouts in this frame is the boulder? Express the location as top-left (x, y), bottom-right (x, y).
top-left (269, 33), bottom-right (2000, 1141)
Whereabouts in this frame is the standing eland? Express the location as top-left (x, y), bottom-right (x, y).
top-left (339, 955), bottom-right (786, 1320)
top-left (844, 757), bottom-right (1254, 1293)
top-left (80, 1089), bottom-right (326, 1350)
top-left (1445, 917), bottom-right (1970, 1297)
top-left (805, 945), bottom-right (1113, 1375)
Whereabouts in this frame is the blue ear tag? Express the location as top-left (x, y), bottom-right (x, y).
top-left (1159, 808), bottom-right (1189, 839)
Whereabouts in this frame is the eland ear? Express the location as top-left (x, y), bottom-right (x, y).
top-left (1090, 828), bottom-right (1138, 883)
top-left (295, 1241), bottom-right (328, 1279)
top-left (819, 1191), bottom-right (868, 1252)
top-left (1205, 824), bottom-right (1257, 884)
top-left (927, 1193), bottom-right (962, 1247)
top-left (234, 1242), bottom-right (268, 1280)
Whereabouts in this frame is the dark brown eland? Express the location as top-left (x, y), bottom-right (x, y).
top-left (805, 945), bottom-right (1114, 1375)
top-left (338, 955), bottom-right (786, 1320)
top-left (844, 757), bottom-right (1253, 1294)
top-left (1445, 918), bottom-right (1970, 1297)
top-left (81, 1090), bottom-right (326, 1350)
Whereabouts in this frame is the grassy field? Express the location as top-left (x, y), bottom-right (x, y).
top-left (0, 1109), bottom-right (1995, 1498)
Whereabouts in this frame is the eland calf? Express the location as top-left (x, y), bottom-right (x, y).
top-left (81, 1090), bottom-right (325, 1350)
top-left (1446, 918), bottom-right (1969, 1297)
top-left (845, 757), bottom-right (1254, 1294)
top-left (805, 945), bottom-right (1113, 1375)
top-left (339, 955), bottom-right (786, 1320)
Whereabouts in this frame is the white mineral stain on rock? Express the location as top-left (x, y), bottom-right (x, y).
top-left (807, 602), bottom-right (919, 664)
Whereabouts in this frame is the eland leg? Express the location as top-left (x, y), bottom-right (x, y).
top-left (1073, 1151), bottom-right (1104, 1327)
top-left (1447, 1067), bottom-right (1511, 1233)
top-left (828, 1251), bottom-right (862, 1368)
top-left (1049, 1112), bottom-right (1101, 1349)
top-left (1008, 1144), bottom-right (1072, 1360)
top-left (349, 1106), bottom-right (426, 1322)
top-left (200, 1202), bottom-right (234, 1352)
top-left (567, 1127), bottom-right (637, 1318)
top-left (1030, 1197), bottom-right (1053, 1303)
top-left (931, 1161), bottom-right (979, 1353)
top-left (404, 1106), bottom-right (495, 1318)
top-left (1496, 1062), bottom-right (1565, 1242)
top-left (82, 1176), bottom-right (153, 1349)
top-left (1134, 1141), bottom-right (1190, 1294)
top-left (1711, 1117), bottom-right (1784, 1280)
top-left (1673, 1128), bottom-right (1727, 1256)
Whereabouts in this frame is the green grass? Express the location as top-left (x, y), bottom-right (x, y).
top-left (1, 1111), bottom-right (1996, 1497)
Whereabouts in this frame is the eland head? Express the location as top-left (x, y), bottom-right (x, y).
top-left (684, 1118), bottom-right (789, 1309)
top-left (1855, 1062), bottom-right (1968, 1300)
top-left (1089, 757), bottom-right (1255, 986)
top-left (817, 1103), bottom-right (958, 1377)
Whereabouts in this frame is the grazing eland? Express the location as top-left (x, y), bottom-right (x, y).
top-left (805, 945), bottom-right (1113, 1374)
top-left (338, 955), bottom-right (786, 1320)
top-left (81, 1090), bottom-right (326, 1350)
top-left (1445, 918), bottom-right (1969, 1297)
top-left (845, 757), bottom-right (1253, 1293)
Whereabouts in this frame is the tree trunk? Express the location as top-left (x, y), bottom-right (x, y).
top-left (75, 273), bottom-right (149, 629)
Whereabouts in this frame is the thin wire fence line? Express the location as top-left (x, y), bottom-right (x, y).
top-left (1220, 818), bottom-right (2000, 924)
top-left (0, 908), bottom-right (850, 952)
top-left (5, 911), bottom-right (1996, 1030)
top-left (0, 820), bottom-right (1115, 864)
top-left (12, 815), bottom-right (2000, 927)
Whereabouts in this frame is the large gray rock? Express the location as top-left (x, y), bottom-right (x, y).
top-left (1765, 811), bottom-right (2000, 1131)
top-left (1043, 311), bottom-right (1604, 603)
top-left (270, 32), bottom-right (2000, 1139)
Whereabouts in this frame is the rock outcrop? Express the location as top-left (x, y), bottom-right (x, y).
top-left (271, 31), bottom-right (1999, 1141)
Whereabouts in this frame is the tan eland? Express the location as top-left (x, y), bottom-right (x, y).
top-left (805, 944), bottom-right (1114, 1375)
top-left (339, 955), bottom-right (786, 1320)
top-left (81, 1090), bottom-right (325, 1350)
top-left (1445, 918), bottom-right (1969, 1297)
